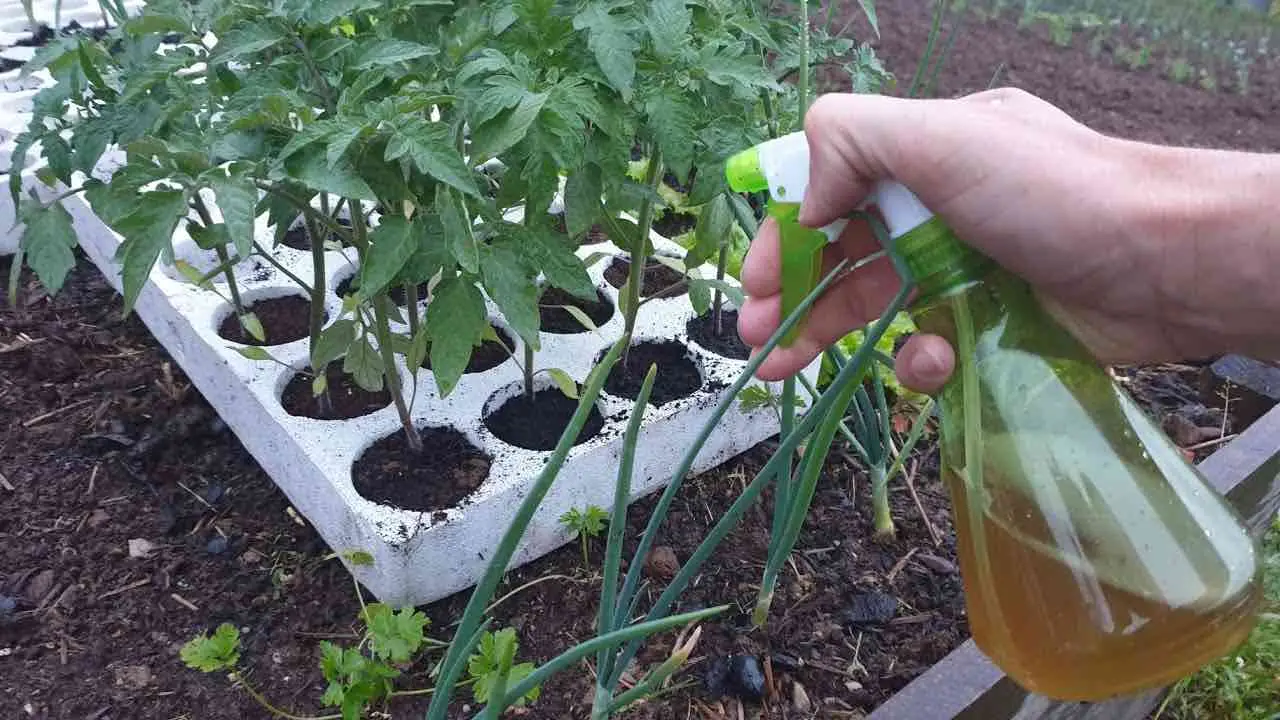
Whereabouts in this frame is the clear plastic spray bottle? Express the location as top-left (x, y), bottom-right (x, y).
top-left (726, 132), bottom-right (1263, 701)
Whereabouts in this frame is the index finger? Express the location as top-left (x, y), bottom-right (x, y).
top-left (740, 215), bottom-right (883, 300)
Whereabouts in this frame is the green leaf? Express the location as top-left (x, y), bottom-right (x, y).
top-left (702, 52), bottom-right (780, 91)
top-left (546, 368), bottom-right (578, 400)
top-left (700, 278), bottom-right (745, 308)
top-left (276, 120), bottom-right (339, 165)
top-left (326, 125), bottom-right (365, 169)
top-left (480, 243), bottom-right (539, 350)
top-left (341, 549), bottom-right (375, 566)
top-left (384, 120), bottom-right (480, 198)
top-left (312, 373), bottom-right (328, 397)
top-left (285, 149), bottom-right (376, 202)
top-left (180, 624), bottom-right (241, 672)
top-left (125, 13), bottom-right (189, 36)
top-left (19, 201), bottom-right (77, 296)
top-left (113, 190), bottom-right (190, 313)
top-left (401, 213), bottom-right (452, 283)
top-left (688, 277), bottom-right (710, 315)
top-left (406, 326), bottom-right (430, 373)
top-left (436, 186), bottom-right (478, 274)
top-left (859, 0), bottom-right (880, 38)
top-left (212, 23), bottom-right (287, 63)
top-left (240, 313), bottom-right (266, 343)
top-left (363, 604), bottom-right (429, 664)
top-left (339, 69), bottom-right (389, 110)
top-left (520, 227), bottom-right (594, 301)
top-left (559, 304), bottom-right (597, 332)
top-left (312, 37), bottom-right (355, 62)
top-left (312, 319), bottom-right (356, 371)
top-left (687, 194), bottom-right (733, 268)
top-left (573, 3), bottom-right (637, 101)
top-left (564, 165), bottom-right (602, 238)
top-left (233, 346), bottom-right (273, 361)
top-left (426, 276), bottom-right (488, 397)
top-left (71, 118), bottom-right (113, 175)
top-left (645, 0), bottom-right (691, 59)
top-left (344, 338), bottom-right (384, 393)
top-left (470, 92), bottom-right (547, 160)
top-left (210, 173), bottom-right (258, 259)
top-left (360, 217), bottom-right (416, 298)
top-left (43, 134), bottom-right (73, 185)
top-left (646, 87), bottom-right (696, 182)
top-left (468, 628), bottom-right (539, 706)
top-left (354, 39), bottom-right (437, 69)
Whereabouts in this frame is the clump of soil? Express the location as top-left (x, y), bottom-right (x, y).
top-left (652, 210), bottom-right (697, 238)
top-left (686, 309), bottom-right (751, 361)
top-left (581, 223), bottom-right (612, 246)
top-left (280, 364), bottom-right (392, 420)
top-left (603, 256), bottom-right (686, 299)
top-left (216, 295), bottom-right (317, 346)
top-left (605, 341), bottom-right (703, 406)
top-left (422, 325), bottom-right (514, 374)
top-left (484, 387), bottom-right (605, 451)
top-left (539, 287), bottom-right (615, 334)
top-left (351, 426), bottom-right (492, 512)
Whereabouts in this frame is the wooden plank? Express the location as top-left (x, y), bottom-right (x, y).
top-left (870, 403), bottom-right (1280, 720)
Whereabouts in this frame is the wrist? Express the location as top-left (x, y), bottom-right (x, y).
top-left (1120, 141), bottom-right (1280, 360)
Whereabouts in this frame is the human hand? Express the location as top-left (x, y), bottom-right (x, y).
top-left (737, 88), bottom-right (1280, 392)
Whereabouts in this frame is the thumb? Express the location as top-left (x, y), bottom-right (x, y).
top-left (797, 93), bottom-right (931, 228)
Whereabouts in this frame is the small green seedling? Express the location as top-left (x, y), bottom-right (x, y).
top-left (468, 628), bottom-right (540, 707)
top-left (180, 623), bottom-right (241, 673)
top-left (559, 505), bottom-right (609, 567)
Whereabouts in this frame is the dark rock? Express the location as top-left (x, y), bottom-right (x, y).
top-left (703, 656), bottom-right (730, 697)
top-left (644, 546), bottom-right (680, 581)
top-left (916, 553), bottom-right (958, 575)
top-left (202, 483), bottom-right (226, 505)
top-left (843, 591), bottom-right (898, 627)
top-left (206, 536), bottom-right (230, 555)
top-left (703, 655), bottom-right (765, 702)
top-left (0, 595), bottom-right (16, 617)
top-left (770, 652), bottom-right (802, 671)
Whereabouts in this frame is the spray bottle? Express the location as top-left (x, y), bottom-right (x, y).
top-left (726, 131), bottom-right (1263, 701)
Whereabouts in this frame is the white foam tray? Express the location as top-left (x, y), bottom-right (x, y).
top-left (57, 179), bottom-right (818, 606)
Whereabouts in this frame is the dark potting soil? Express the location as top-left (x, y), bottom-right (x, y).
top-left (333, 274), bottom-right (429, 308)
top-left (538, 287), bottom-right (615, 334)
top-left (423, 325), bottom-right (514, 374)
top-left (603, 256), bottom-right (686, 299)
top-left (215, 295), bottom-right (317, 346)
top-left (4, 9), bottom-right (1279, 718)
top-left (652, 210), bottom-right (697, 238)
top-left (0, 57), bottom-right (23, 73)
top-left (604, 341), bottom-right (703, 406)
top-left (278, 218), bottom-right (352, 252)
top-left (483, 388), bottom-right (605, 451)
top-left (687, 308), bottom-right (752, 361)
top-left (15, 25), bottom-right (55, 47)
top-left (351, 426), bottom-right (492, 512)
top-left (279, 364), bottom-right (392, 420)
top-left (662, 168), bottom-right (697, 195)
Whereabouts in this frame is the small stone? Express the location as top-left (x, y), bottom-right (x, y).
top-left (128, 538), bottom-right (156, 559)
top-left (202, 483), bottom-right (226, 505)
top-left (0, 596), bottom-right (16, 617)
top-left (205, 536), bottom-right (230, 555)
top-left (916, 553), bottom-right (957, 575)
top-left (113, 665), bottom-right (152, 689)
top-left (87, 509), bottom-right (111, 528)
top-left (240, 549), bottom-right (265, 565)
top-left (843, 591), bottom-right (898, 628)
top-left (24, 570), bottom-right (53, 605)
top-left (844, 680), bottom-right (864, 692)
top-left (1163, 413), bottom-right (1218, 447)
top-left (792, 682), bottom-right (813, 713)
top-left (770, 652), bottom-right (802, 671)
top-left (727, 656), bottom-right (765, 701)
top-left (644, 546), bottom-right (680, 581)
top-left (703, 656), bottom-right (730, 697)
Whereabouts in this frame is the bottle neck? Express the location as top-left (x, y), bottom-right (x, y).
top-left (893, 217), bottom-right (994, 306)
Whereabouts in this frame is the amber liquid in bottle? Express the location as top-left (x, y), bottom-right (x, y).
top-left (908, 257), bottom-right (1262, 702)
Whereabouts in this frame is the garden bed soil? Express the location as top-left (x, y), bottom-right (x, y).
top-left (687, 308), bottom-right (753, 361)
top-left (2, 6), bottom-right (1277, 720)
top-left (350, 426), bottom-right (492, 513)
top-left (482, 387), bottom-right (606, 451)
top-left (280, 363), bottom-right (392, 420)
top-left (421, 324), bottom-right (514, 374)
top-left (538, 287), bottom-right (615, 334)
top-left (214, 295), bottom-right (316, 346)
top-left (603, 256), bottom-right (686, 298)
top-left (605, 340), bottom-right (704, 407)
top-left (652, 210), bottom-right (698, 238)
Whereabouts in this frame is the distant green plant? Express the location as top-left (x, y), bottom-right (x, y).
top-left (1155, 514), bottom-right (1280, 720)
top-left (559, 504), bottom-right (609, 567)
top-left (1168, 57), bottom-right (1194, 83)
top-left (467, 628), bottom-right (540, 707)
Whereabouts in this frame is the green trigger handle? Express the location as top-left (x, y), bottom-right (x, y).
top-left (769, 202), bottom-right (829, 347)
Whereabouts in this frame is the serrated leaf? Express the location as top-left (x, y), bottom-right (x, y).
top-left (341, 549), bottom-right (375, 566)
top-left (363, 604), bottom-right (428, 664)
top-left (339, 69), bottom-right (388, 110)
top-left (435, 186), bottom-right (477, 274)
top-left (573, 3), bottom-right (637, 100)
top-left (344, 338), bottom-right (384, 393)
top-left (312, 37), bottom-right (354, 62)
top-left (285, 148), bottom-right (376, 202)
top-left (859, 0), bottom-right (880, 38)
top-left (521, 227), bottom-right (594, 301)
top-left (240, 312), bottom-right (266, 342)
top-left (646, 0), bottom-right (690, 59)
top-left (233, 346), bottom-right (273, 361)
top-left (481, 243), bottom-right (539, 350)
top-left (277, 120), bottom-right (339, 165)
top-left (360, 217), bottom-right (416, 298)
top-left (173, 260), bottom-right (211, 288)
top-left (113, 190), bottom-right (190, 313)
top-left (212, 23), bottom-right (287, 63)
top-left (180, 624), bottom-right (240, 672)
top-left (545, 368), bottom-right (578, 400)
top-left (354, 39), bottom-right (437, 69)
top-left (646, 87), bottom-right (696, 182)
top-left (426, 276), bottom-right (487, 397)
top-left (384, 120), bottom-right (479, 198)
top-left (210, 173), bottom-right (258, 259)
top-left (687, 194), bottom-right (733, 268)
top-left (702, 51), bottom-right (780, 91)
top-left (43, 134), bottom-right (72, 186)
top-left (19, 201), bottom-right (77, 296)
top-left (470, 91), bottom-right (547, 160)
top-left (688, 277), bottom-right (711, 315)
top-left (71, 118), bottom-right (112, 175)
top-left (564, 165), bottom-right (602, 238)
top-left (312, 319), bottom-right (356, 371)
top-left (700, 278), bottom-right (745, 308)
top-left (125, 13), bottom-right (189, 36)
top-left (401, 213), bottom-right (451, 283)
top-left (468, 628), bottom-right (539, 706)
top-left (327, 125), bottom-right (365, 168)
